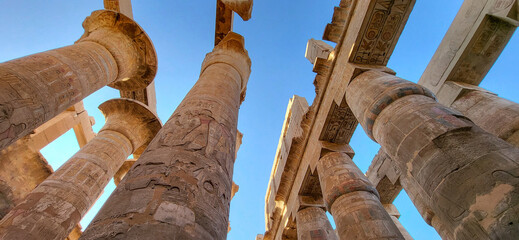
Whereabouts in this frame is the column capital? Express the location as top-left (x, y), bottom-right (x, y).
top-left (78, 10), bottom-right (158, 91)
top-left (202, 32), bottom-right (251, 97)
top-left (98, 98), bottom-right (162, 154)
top-left (347, 70), bottom-right (435, 140)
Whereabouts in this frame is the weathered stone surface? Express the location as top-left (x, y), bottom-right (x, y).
top-left (296, 207), bottom-right (338, 240)
top-left (346, 70), bottom-right (519, 239)
top-left (265, 96), bottom-right (309, 233)
top-left (104, 0), bottom-right (133, 19)
top-left (0, 137), bottom-right (52, 219)
top-left (80, 32), bottom-right (250, 240)
top-left (305, 39), bottom-right (334, 65)
top-left (450, 85), bottom-right (519, 147)
top-left (418, 0), bottom-right (518, 94)
top-left (0, 10), bottom-right (157, 151)
top-left (317, 152), bottom-right (404, 240)
top-left (349, 0), bottom-right (415, 65)
top-left (113, 159), bottom-right (136, 186)
top-left (384, 204), bottom-right (413, 240)
top-left (0, 98), bottom-right (161, 240)
top-left (263, 1), bottom-right (417, 238)
top-left (221, 0), bottom-right (253, 21)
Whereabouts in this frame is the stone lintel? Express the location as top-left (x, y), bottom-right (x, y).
top-left (104, 0), bottom-right (134, 19)
top-left (348, 64), bottom-right (396, 83)
top-left (215, 0), bottom-right (253, 45)
top-left (323, 1), bottom-right (358, 43)
top-left (305, 39), bottom-right (334, 65)
top-left (349, 0), bottom-right (416, 66)
top-left (436, 81), bottom-right (495, 107)
top-left (318, 97), bottom-right (358, 146)
top-left (298, 195), bottom-right (326, 210)
top-left (70, 102), bottom-right (96, 148)
top-left (215, 0), bottom-right (234, 46)
top-left (319, 141), bottom-right (354, 159)
top-left (28, 101), bottom-right (95, 150)
top-left (366, 150), bottom-right (404, 204)
top-left (221, 0), bottom-right (253, 21)
top-left (383, 203), bottom-right (401, 219)
top-left (104, 0), bottom-right (159, 114)
top-left (264, 96), bottom-right (309, 239)
top-left (419, 0), bottom-right (518, 94)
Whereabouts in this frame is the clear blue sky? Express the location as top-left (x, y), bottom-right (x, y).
top-left (0, 1), bottom-right (517, 239)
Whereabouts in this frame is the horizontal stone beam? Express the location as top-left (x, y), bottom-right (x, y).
top-left (419, 0), bottom-right (518, 94)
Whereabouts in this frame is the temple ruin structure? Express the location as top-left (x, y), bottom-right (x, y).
top-left (0, 0), bottom-right (518, 239)
top-left (261, 0), bottom-right (518, 240)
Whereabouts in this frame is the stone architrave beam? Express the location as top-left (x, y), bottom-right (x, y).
top-left (0, 98), bottom-right (161, 240)
top-left (0, 10), bottom-right (157, 151)
top-left (263, 0), bottom-right (416, 238)
top-left (346, 69), bottom-right (519, 239)
top-left (419, 0), bottom-right (518, 94)
top-left (104, 0), bottom-right (134, 19)
top-left (215, 0), bottom-right (253, 45)
top-left (80, 32), bottom-right (251, 239)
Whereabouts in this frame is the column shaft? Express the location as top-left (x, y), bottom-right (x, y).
top-left (0, 130), bottom-right (132, 240)
top-left (0, 10), bottom-right (157, 151)
top-left (451, 89), bottom-right (519, 147)
top-left (318, 152), bottom-right (404, 240)
top-left (0, 136), bottom-right (52, 219)
top-left (296, 207), bottom-right (338, 240)
top-left (0, 42), bottom-right (117, 150)
top-left (346, 70), bottom-right (519, 239)
top-left (80, 33), bottom-right (250, 240)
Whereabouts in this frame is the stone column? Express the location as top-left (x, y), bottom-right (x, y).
top-left (445, 84), bottom-right (519, 147)
top-left (80, 32), bottom-right (251, 239)
top-left (0, 98), bottom-right (161, 240)
top-left (383, 204), bottom-right (413, 240)
top-left (296, 207), bottom-right (338, 240)
top-left (317, 152), bottom-right (404, 240)
top-left (345, 70), bottom-right (519, 239)
top-left (0, 10), bottom-right (157, 151)
top-left (0, 136), bottom-right (52, 219)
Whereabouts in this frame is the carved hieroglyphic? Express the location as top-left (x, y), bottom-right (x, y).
top-left (298, 168), bottom-right (323, 198)
top-left (120, 88), bottom-right (149, 106)
top-left (319, 98), bottom-right (357, 144)
top-left (350, 0), bottom-right (414, 65)
top-left (448, 15), bottom-right (516, 85)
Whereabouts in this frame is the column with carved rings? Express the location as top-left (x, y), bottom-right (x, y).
top-left (80, 32), bottom-right (251, 240)
top-left (345, 70), bottom-right (519, 239)
top-left (0, 98), bottom-right (161, 240)
top-left (0, 10), bottom-right (157, 151)
top-left (296, 206), bottom-right (338, 240)
top-left (318, 151), bottom-right (404, 239)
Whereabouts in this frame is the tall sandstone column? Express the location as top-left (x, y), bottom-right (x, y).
top-left (449, 87), bottom-right (519, 147)
top-left (0, 10), bottom-right (157, 150)
top-left (0, 98), bottom-right (161, 240)
top-left (345, 70), bottom-right (519, 239)
top-left (296, 207), bottom-right (338, 240)
top-left (317, 152), bottom-right (404, 240)
top-left (80, 32), bottom-right (251, 240)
